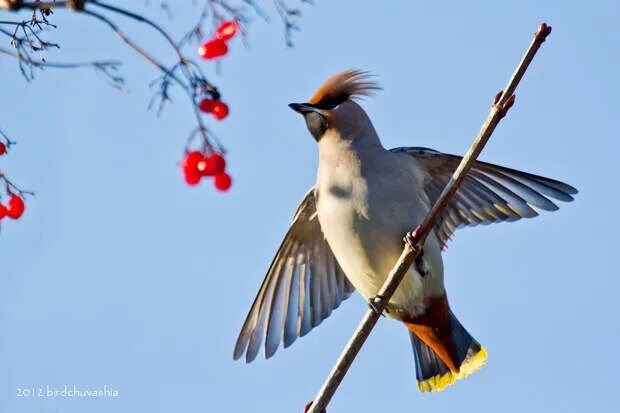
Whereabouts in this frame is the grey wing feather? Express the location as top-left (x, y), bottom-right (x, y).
top-left (233, 188), bottom-right (355, 362)
top-left (391, 147), bottom-right (577, 249)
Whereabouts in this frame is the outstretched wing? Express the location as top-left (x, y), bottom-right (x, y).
top-left (233, 188), bottom-right (355, 362)
top-left (391, 147), bottom-right (578, 249)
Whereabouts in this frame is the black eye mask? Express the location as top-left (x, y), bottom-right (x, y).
top-left (310, 94), bottom-right (349, 111)
top-left (296, 95), bottom-right (349, 141)
top-left (304, 111), bottom-right (328, 141)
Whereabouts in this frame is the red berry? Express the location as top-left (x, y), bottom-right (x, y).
top-left (198, 98), bottom-right (229, 120)
top-left (213, 172), bottom-right (232, 192)
top-left (198, 98), bottom-right (216, 113)
top-left (196, 158), bottom-right (208, 175)
top-left (0, 142), bottom-right (6, 155)
top-left (184, 170), bottom-right (201, 186)
top-left (216, 21), bottom-right (239, 41)
top-left (182, 151), bottom-right (207, 185)
top-left (6, 195), bottom-right (25, 219)
top-left (0, 204), bottom-right (7, 220)
top-left (182, 151), bottom-right (204, 172)
top-left (211, 101), bottom-right (229, 120)
top-left (204, 153), bottom-right (226, 175)
top-left (198, 38), bottom-right (228, 59)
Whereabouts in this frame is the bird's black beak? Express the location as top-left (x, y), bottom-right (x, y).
top-left (289, 102), bottom-right (328, 141)
top-left (288, 102), bottom-right (316, 114)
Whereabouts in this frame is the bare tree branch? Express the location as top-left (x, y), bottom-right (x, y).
top-left (0, 128), bottom-right (33, 208)
top-left (1, 0), bottom-right (312, 160)
top-left (1, 0), bottom-right (228, 153)
top-left (0, 46), bottom-right (123, 85)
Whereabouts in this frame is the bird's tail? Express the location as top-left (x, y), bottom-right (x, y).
top-left (405, 309), bottom-right (487, 392)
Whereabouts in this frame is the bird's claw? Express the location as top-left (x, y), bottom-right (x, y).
top-left (403, 225), bottom-right (423, 255)
top-left (368, 295), bottom-right (389, 316)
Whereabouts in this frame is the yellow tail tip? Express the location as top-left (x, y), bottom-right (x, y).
top-left (417, 346), bottom-right (488, 393)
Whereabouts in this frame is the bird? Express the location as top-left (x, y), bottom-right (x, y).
top-left (233, 70), bottom-right (577, 392)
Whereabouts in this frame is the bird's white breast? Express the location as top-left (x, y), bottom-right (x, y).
top-left (315, 140), bottom-right (444, 320)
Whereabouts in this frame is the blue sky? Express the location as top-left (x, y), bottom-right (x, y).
top-left (1, 1), bottom-right (618, 412)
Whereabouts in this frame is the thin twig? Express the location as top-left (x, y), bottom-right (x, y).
top-left (0, 129), bottom-right (33, 198)
top-left (1, 0), bottom-right (225, 152)
top-left (75, 7), bottom-right (219, 151)
top-left (0, 46), bottom-right (123, 84)
top-left (306, 22), bottom-right (553, 413)
top-left (0, 1), bottom-right (68, 9)
top-left (0, 172), bottom-right (34, 197)
top-left (89, 0), bottom-right (183, 60)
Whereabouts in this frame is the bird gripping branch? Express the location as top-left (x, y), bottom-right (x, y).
top-left (304, 22), bottom-right (556, 413)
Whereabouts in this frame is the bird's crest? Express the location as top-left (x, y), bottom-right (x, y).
top-left (308, 70), bottom-right (380, 107)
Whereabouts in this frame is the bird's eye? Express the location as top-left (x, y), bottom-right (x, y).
top-left (304, 111), bottom-right (328, 141)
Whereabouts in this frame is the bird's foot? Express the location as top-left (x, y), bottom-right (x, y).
top-left (403, 225), bottom-right (424, 255)
top-left (368, 294), bottom-right (389, 316)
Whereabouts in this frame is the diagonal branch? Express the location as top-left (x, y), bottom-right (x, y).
top-left (306, 22), bottom-right (553, 413)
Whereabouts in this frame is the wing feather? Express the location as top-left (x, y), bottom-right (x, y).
top-left (391, 147), bottom-right (577, 249)
top-left (282, 264), bottom-right (301, 348)
top-left (265, 241), bottom-right (299, 358)
top-left (234, 188), bottom-right (355, 362)
top-left (298, 260), bottom-right (312, 337)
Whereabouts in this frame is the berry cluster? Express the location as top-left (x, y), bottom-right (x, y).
top-left (181, 151), bottom-right (232, 192)
top-left (0, 194), bottom-right (25, 220)
top-left (0, 141), bottom-right (26, 223)
top-left (187, 21), bottom-right (239, 191)
top-left (198, 97), bottom-right (229, 120)
top-left (198, 21), bottom-right (239, 60)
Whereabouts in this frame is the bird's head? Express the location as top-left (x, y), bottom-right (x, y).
top-left (289, 70), bottom-right (381, 143)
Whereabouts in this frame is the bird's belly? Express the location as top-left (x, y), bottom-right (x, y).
top-left (317, 193), bottom-right (444, 319)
